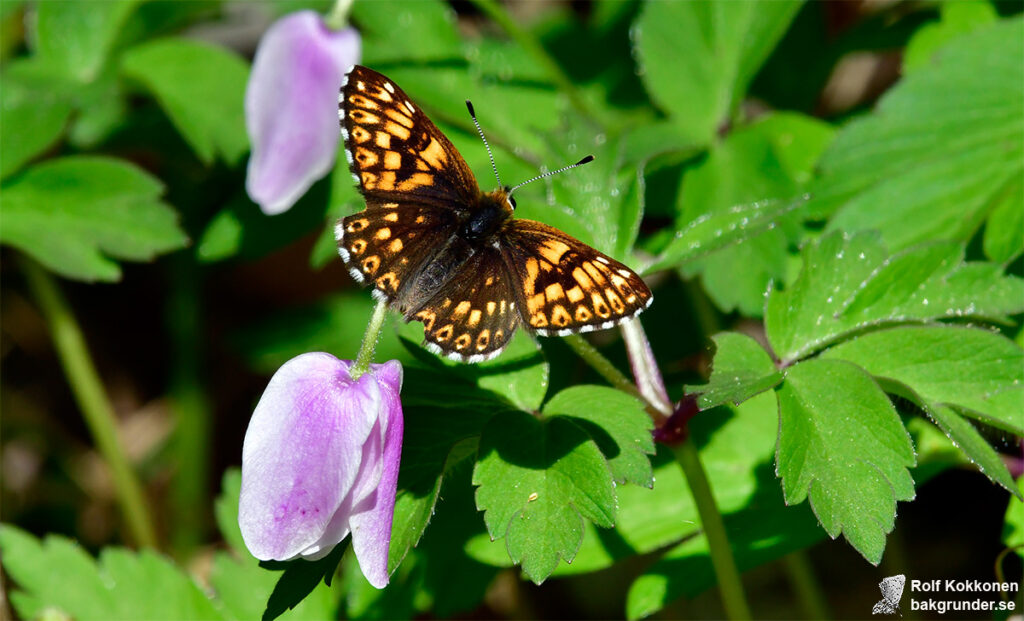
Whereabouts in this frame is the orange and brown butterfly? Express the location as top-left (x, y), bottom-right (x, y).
top-left (335, 65), bottom-right (652, 363)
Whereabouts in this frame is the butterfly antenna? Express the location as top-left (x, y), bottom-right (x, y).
top-left (508, 155), bottom-right (594, 195)
top-left (466, 100), bottom-right (502, 187)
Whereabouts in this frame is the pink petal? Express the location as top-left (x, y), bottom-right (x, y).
top-left (238, 353), bottom-right (378, 560)
top-left (348, 360), bottom-right (404, 588)
top-left (245, 12), bottom-right (360, 215)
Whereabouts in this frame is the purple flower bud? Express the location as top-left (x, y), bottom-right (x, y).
top-left (245, 11), bottom-right (360, 215)
top-left (239, 353), bottom-right (403, 589)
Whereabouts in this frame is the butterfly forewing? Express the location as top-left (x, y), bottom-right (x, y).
top-left (499, 219), bottom-right (653, 336)
top-left (412, 246), bottom-right (520, 363)
top-left (339, 65), bottom-right (479, 208)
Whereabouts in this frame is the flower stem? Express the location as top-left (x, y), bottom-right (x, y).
top-left (467, 0), bottom-right (605, 129)
top-left (20, 257), bottom-right (158, 548)
top-left (671, 439), bottom-right (752, 620)
top-left (782, 551), bottom-right (831, 620)
top-left (324, 0), bottom-right (355, 31)
top-left (620, 318), bottom-right (671, 419)
top-left (165, 253), bottom-right (210, 555)
top-left (351, 298), bottom-right (389, 379)
top-left (562, 334), bottom-right (645, 400)
top-left (568, 319), bottom-right (752, 621)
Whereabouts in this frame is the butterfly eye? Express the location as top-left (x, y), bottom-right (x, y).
top-left (508, 196), bottom-right (517, 209)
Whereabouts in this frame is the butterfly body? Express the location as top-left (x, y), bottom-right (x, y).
top-left (336, 66), bottom-right (652, 363)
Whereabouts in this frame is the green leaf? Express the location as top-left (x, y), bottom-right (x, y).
top-left (209, 553), bottom-right (337, 621)
top-left (0, 62), bottom-right (73, 180)
top-left (355, 0), bottom-right (462, 64)
top-left (689, 332), bottom-right (783, 409)
top-left (473, 411), bottom-right (616, 583)
top-left (776, 359), bottom-right (916, 563)
top-left (807, 18), bottom-right (1024, 252)
top-left (0, 156), bottom-right (187, 282)
top-left (903, 1), bottom-right (998, 73)
top-left (924, 405), bottom-right (1019, 498)
top-left (0, 524), bottom-right (224, 620)
top-left (982, 176), bottom-right (1024, 264)
top-left (625, 484), bottom-right (822, 620)
top-left (662, 113), bottom-right (833, 313)
top-left (121, 37), bottom-right (249, 165)
top-left (765, 232), bottom-right (1024, 362)
top-left (397, 321), bottom-right (549, 413)
top-left (35, 0), bottom-right (143, 82)
top-left (823, 326), bottom-right (1024, 435)
top-left (544, 386), bottom-right (654, 486)
top-left (634, 0), bottom-right (804, 144)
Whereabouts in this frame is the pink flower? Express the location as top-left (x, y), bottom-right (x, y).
top-left (245, 11), bottom-right (360, 215)
top-left (238, 353), bottom-right (403, 589)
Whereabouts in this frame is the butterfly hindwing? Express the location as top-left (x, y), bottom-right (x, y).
top-left (499, 219), bottom-right (653, 336)
top-left (339, 65), bottom-right (479, 209)
top-left (412, 246), bottom-right (520, 363)
top-left (337, 200), bottom-right (457, 303)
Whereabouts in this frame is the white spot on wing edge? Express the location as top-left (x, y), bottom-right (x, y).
top-left (348, 267), bottom-right (364, 283)
top-left (345, 148), bottom-right (354, 165)
top-left (533, 328), bottom-right (550, 337)
top-left (334, 220), bottom-right (346, 242)
top-left (341, 66), bottom-right (354, 87)
top-left (371, 288), bottom-right (387, 302)
top-left (424, 342), bottom-right (443, 355)
top-left (383, 81), bottom-right (396, 94)
top-left (351, 173), bottom-right (361, 184)
top-left (596, 256), bottom-right (610, 265)
top-left (340, 126), bottom-right (349, 141)
top-left (555, 328), bottom-right (574, 337)
top-left (338, 246), bottom-right (350, 262)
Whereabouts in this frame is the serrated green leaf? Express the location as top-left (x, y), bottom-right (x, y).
top-left (35, 0), bottom-right (143, 82)
top-left (689, 332), bottom-right (782, 409)
top-left (634, 0), bottom-right (803, 144)
top-left (544, 385), bottom-right (654, 486)
top-left (0, 63), bottom-right (73, 180)
top-left (903, 1), bottom-right (998, 73)
top-left (473, 412), bottom-right (616, 583)
top-left (765, 232), bottom-right (1024, 362)
top-left (808, 18), bottom-right (1024, 253)
top-left (656, 113), bottom-right (832, 312)
top-left (823, 325), bottom-right (1024, 435)
top-left (0, 524), bottom-right (224, 620)
top-left (776, 359), bottom-right (916, 563)
top-left (121, 37), bottom-right (249, 165)
top-left (0, 156), bottom-right (187, 281)
top-left (924, 405), bottom-right (1019, 498)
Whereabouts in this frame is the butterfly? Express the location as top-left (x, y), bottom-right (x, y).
top-left (335, 65), bottom-right (652, 363)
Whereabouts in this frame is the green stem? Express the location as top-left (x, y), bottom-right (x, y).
top-left (20, 257), bottom-right (158, 548)
top-left (782, 551), bottom-right (831, 620)
top-left (351, 298), bottom-right (389, 379)
top-left (324, 0), bottom-right (354, 30)
top-left (166, 254), bottom-right (210, 556)
top-left (672, 439), bottom-right (752, 621)
top-left (567, 324), bottom-right (750, 620)
top-left (468, 0), bottom-right (605, 129)
top-left (563, 334), bottom-right (645, 400)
